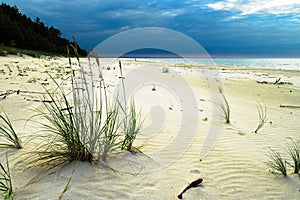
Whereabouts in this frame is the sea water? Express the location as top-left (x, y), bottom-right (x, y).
top-left (137, 58), bottom-right (300, 71)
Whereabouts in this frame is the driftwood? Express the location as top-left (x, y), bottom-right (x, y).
top-left (17, 90), bottom-right (52, 95)
top-left (178, 178), bottom-right (203, 199)
top-left (0, 90), bottom-right (17, 96)
top-left (257, 78), bottom-right (293, 85)
top-left (0, 89), bottom-right (56, 101)
top-left (273, 78), bottom-right (281, 84)
top-left (257, 78), bottom-right (281, 84)
top-left (25, 98), bottom-right (54, 103)
top-left (0, 89), bottom-right (51, 96)
top-left (0, 90), bottom-right (19, 100)
top-left (280, 105), bottom-right (300, 109)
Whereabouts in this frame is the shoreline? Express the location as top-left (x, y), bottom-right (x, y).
top-left (121, 57), bottom-right (300, 70)
top-left (119, 58), bottom-right (300, 87)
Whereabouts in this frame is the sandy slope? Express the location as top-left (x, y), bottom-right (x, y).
top-left (0, 56), bottom-right (300, 199)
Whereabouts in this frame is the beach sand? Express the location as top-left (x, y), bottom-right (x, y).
top-left (0, 55), bottom-right (300, 199)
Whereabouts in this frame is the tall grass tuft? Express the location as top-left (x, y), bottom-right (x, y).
top-left (31, 39), bottom-right (143, 167)
top-left (266, 149), bottom-right (287, 176)
top-left (32, 75), bottom-right (94, 166)
top-left (254, 102), bottom-right (267, 133)
top-left (121, 98), bottom-right (143, 152)
top-left (118, 61), bottom-right (143, 153)
top-left (218, 88), bottom-right (230, 123)
top-left (30, 38), bottom-right (100, 166)
top-left (99, 103), bottom-right (121, 163)
top-left (31, 43), bottom-right (131, 167)
top-left (286, 139), bottom-right (300, 174)
top-left (0, 113), bottom-right (22, 149)
top-left (0, 154), bottom-right (13, 199)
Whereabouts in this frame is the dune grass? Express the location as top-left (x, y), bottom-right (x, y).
top-left (29, 39), bottom-right (110, 166)
top-left (32, 64), bottom-right (120, 167)
top-left (118, 60), bottom-right (143, 153)
top-left (99, 103), bottom-right (122, 163)
top-left (0, 113), bottom-right (22, 149)
top-left (266, 149), bottom-right (287, 176)
top-left (0, 154), bottom-right (13, 199)
top-left (218, 88), bottom-right (230, 123)
top-left (254, 102), bottom-right (267, 133)
top-left (286, 139), bottom-right (300, 174)
top-left (162, 67), bottom-right (169, 73)
top-left (30, 45), bottom-right (143, 167)
top-left (121, 98), bottom-right (143, 152)
top-left (26, 38), bottom-right (143, 168)
top-left (31, 75), bottom-right (95, 166)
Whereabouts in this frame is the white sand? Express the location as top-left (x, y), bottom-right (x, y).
top-left (0, 55), bottom-right (300, 199)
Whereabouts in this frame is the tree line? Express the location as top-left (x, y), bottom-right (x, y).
top-left (0, 3), bottom-right (86, 56)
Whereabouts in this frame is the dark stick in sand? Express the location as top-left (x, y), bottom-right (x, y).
top-left (177, 178), bottom-right (203, 199)
top-left (280, 105), bottom-right (300, 109)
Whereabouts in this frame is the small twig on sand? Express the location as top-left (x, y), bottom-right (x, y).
top-left (280, 105), bottom-right (300, 109)
top-left (0, 90), bottom-right (17, 100)
top-left (273, 78), bottom-right (281, 84)
top-left (178, 178), bottom-right (203, 199)
top-left (25, 99), bottom-right (54, 103)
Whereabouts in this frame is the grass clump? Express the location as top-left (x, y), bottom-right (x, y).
top-left (30, 41), bottom-right (143, 168)
top-left (32, 49), bottom-right (142, 167)
top-left (218, 88), bottom-right (230, 123)
top-left (30, 39), bottom-right (105, 166)
top-left (276, 81), bottom-right (293, 85)
top-left (121, 99), bottom-right (143, 152)
top-left (286, 139), bottom-right (300, 174)
top-left (162, 67), bottom-right (169, 73)
top-left (254, 102), bottom-right (267, 133)
top-left (33, 75), bottom-right (95, 166)
top-left (99, 103), bottom-right (121, 163)
top-left (0, 113), bottom-right (22, 149)
top-left (118, 61), bottom-right (143, 153)
top-left (0, 154), bottom-right (13, 199)
top-left (266, 149), bottom-right (287, 176)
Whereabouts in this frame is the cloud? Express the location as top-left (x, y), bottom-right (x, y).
top-left (159, 8), bottom-right (187, 17)
top-left (207, 0), bottom-right (300, 16)
top-left (3, 0), bottom-right (299, 56)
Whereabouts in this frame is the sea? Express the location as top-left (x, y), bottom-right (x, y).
top-left (137, 58), bottom-right (300, 71)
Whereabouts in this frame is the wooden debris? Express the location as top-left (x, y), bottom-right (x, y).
top-left (280, 105), bottom-right (300, 109)
top-left (1, 89), bottom-right (52, 95)
top-left (178, 178), bottom-right (203, 199)
top-left (256, 77), bottom-right (280, 84)
top-left (25, 99), bottom-right (54, 103)
top-left (273, 77), bottom-right (281, 84)
top-left (0, 90), bottom-right (19, 100)
top-left (257, 77), bottom-right (292, 85)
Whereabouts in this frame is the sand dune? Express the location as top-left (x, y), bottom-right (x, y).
top-left (0, 56), bottom-right (299, 199)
